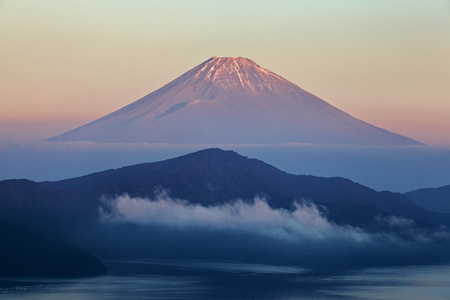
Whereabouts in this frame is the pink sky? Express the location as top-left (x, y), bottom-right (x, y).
top-left (1, 1), bottom-right (449, 145)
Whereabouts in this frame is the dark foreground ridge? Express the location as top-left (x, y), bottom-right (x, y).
top-left (1, 148), bottom-right (449, 270)
top-left (0, 221), bottom-right (107, 277)
top-left (39, 148), bottom-right (439, 226)
top-left (1, 148), bottom-right (448, 229)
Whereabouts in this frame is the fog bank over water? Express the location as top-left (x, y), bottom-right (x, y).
top-left (91, 192), bottom-right (450, 268)
top-left (0, 141), bottom-right (450, 192)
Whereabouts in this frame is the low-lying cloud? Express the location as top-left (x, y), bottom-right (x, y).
top-left (100, 191), bottom-right (367, 243)
top-left (95, 191), bottom-right (450, 269)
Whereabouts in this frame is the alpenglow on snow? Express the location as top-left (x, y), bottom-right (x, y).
top-left (48, 56), bottom-right (421, 145)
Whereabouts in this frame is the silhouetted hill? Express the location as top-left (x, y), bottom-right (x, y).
top-left (1, 149), bottom-right (449, 232)
top-left (405, 184), bottom-right (450, 213)
top-left (37, 148), bottom-right (448, 229)
top-left (0, 179), bottom-right (97, 231)
top-left (3, 148), bottom-right (450, 268)
top-left (0, 220), bottom-right (106, 277)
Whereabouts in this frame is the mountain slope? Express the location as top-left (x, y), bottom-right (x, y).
top-left (2, 148), bottom-right (450, 268)
top-left (0, 220), bottom-right (107, 277)
top-left (1, 149), bottom-right (444, 232)
top-left (42, 149), bottom-right (402, 209)
top-left (36, 148), bottom-right (439, 228)
top-left (0, 179), bottom-right (98, 230)
top-left (405, 184), bottom-right (450, 213)
top-left (48, 57), bottom-right (420, 145)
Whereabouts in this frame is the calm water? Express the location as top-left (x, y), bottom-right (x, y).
top-left (1, 260), bottom-right (450, 299)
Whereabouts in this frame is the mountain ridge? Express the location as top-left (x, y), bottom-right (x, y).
top-left (6, 148), bottom-right (439, 229)
top-left (405, 184), bottom-right (450, 213)
top-left (2, 148), bottom-right (449, 268)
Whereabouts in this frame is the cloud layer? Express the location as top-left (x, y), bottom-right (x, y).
top-left (96, 191), bottom-right (450, 269)
top-left (100, 191), bottom-right (367, 243)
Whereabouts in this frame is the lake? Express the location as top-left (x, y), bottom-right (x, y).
top-left (1, 259), bottom-right (450, 299)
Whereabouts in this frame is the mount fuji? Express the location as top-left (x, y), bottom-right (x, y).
top-left (48, 56), bottom-right (420, 145)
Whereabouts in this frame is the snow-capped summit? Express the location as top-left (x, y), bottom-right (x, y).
top-left (48, 56), bottom-right (421, 145)
top-left (190, 56), bottom-right (289, 93)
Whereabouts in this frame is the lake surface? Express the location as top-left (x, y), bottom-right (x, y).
top-left (1, 260), bottom-right (450, 299)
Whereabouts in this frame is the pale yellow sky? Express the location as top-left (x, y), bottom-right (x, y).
top-left (1, 0), bottom-right (450, 145)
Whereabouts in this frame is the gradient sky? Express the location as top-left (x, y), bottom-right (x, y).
top-left (1, 0), bottom-right (450, 145)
